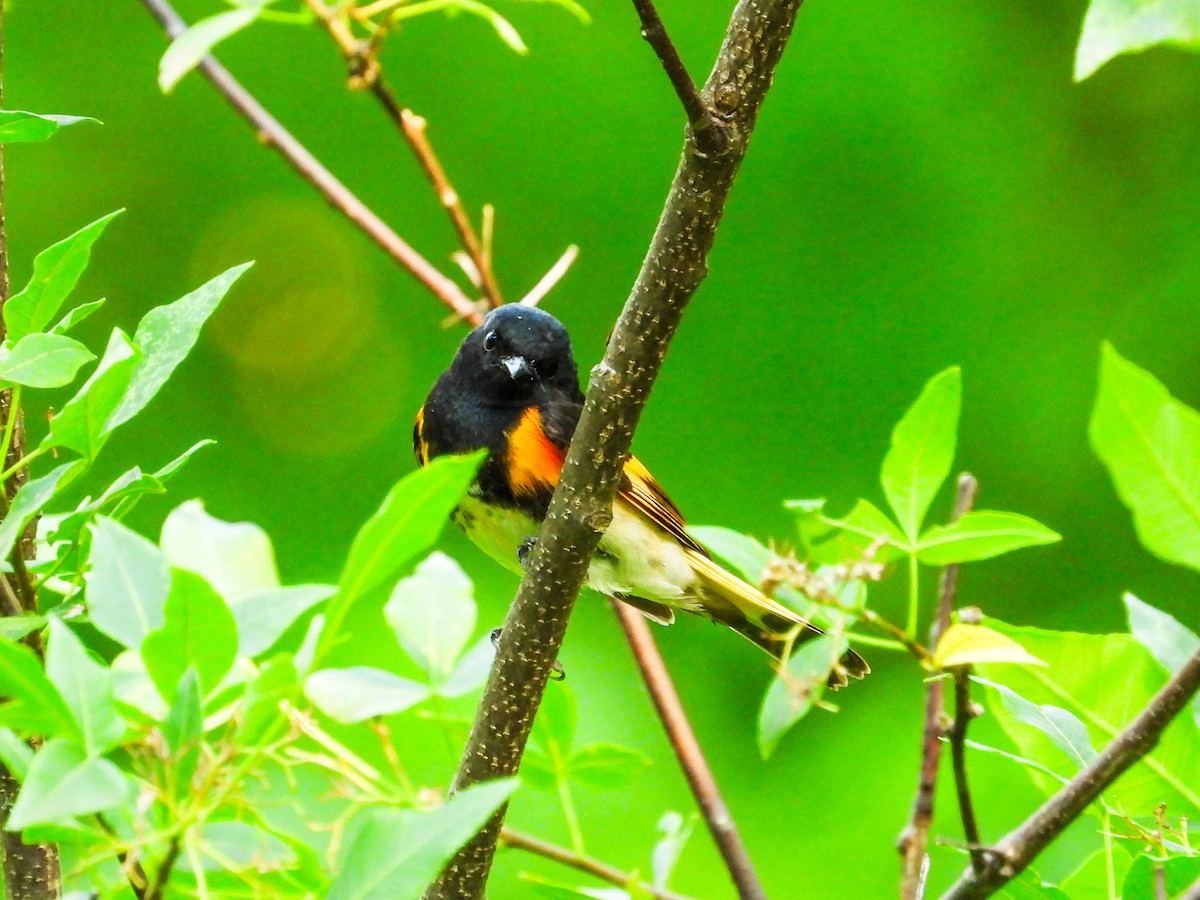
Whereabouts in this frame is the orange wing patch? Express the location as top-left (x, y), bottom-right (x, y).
top-left (619, 456), bottom-right (709, 555)
top-left (507, 407), bottom-right (565, 497)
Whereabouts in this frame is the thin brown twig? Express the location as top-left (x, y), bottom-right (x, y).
top-left (940, 647), bottom-right (1200, 899)
top-left (629, 0), bottom-right (725, 155)
top-left (899, 473), bottom-right (978, 898)
top-left (137, 0), bottom-right (482, 324)
top-left (500, 827), bottom-right (695, 900)
top-left (949, 669), bottom-right (984, 872)
top-left (304, 0), bottom-right (506, 309)
top-left (612, 601), bottom-right (767, 900)
top-left (142, 835), bottom-right (181, 900)
top-left (520, 245), bottom-right (580, 308)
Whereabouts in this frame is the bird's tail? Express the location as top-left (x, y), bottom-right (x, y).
top-left (685, 550), bottom-right (870, 687)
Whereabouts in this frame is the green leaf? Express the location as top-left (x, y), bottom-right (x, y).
top-left (159, 6), bottom-right (267, 93)
top-left (397, 0), bottom-right (529, 54)
top-left (0, 334), bottom-right (95, 389)
top-left (1090, 344), bottom-right (1200, 573)
top-left (1075, 0), bottom-right (1200, 81)
top-left (568, 744), bottom-right (650, 790)
top-left (975, 677), bottom-right (1099, 770)
top-left (651, 811), bottom-right (695, 891)
top-left (934, 624), bottom-right (1047, 668)
top-left (814, 497), bottom-right (908, 562)
top-left (230, 584), bottom-right (335, 658)
top-left (0, 110), bottom-right (98, 144)
top-left (1124, 593), bottom-right (1200, 728)
top-left (880, 366), bottom-right (961, 542)
top-left (109, 262), bottom-right (252, 429)
top-left (303, 667), bottom-right (429, 724)
top-left (45, 618), bottom-right (123, 756)
top-left (43, 328), bottom-right (140, 459)
top-left (163, 668), bottom-right (203, 797)
top-left (998, 870), bottom-right (1073, 899)
top-left (161, 500), bottom-right (278, 603)
top-left (385, 553), bottom-right (476, 682)
top-left (50, 298), bottom-right (106, 335)
top-left (4, 210), bottom-right (122, 342)
top-left (784, 498), bottom-right (833, 551)
top-left (0, 638), bottom-right (78, 741)
top-left (690, 526), bottom-right (775, 582)
top-left (0, 727), bottom-right (33, 781)
top-left (327, 778), bottom-right (518, 900)
top-left (142, 569), bottom-right (239, 700)
top-left (978, 620), bottom-right (1200, 815)
top-left (1122, 853), bottom-right (1200, 900)
top-left (916, 511), bottom-right (1061, 565)
top-left (0, 461), bottom-right (85, 562)
top-left (0, 617), bottom-right (43, 643)
top-left (317, 452), bottom-right (484, 664)
top-left (85, 516), bottom-right (172, 651)
top-left (239, 656), bottom-right (298, 747)
top-left (436, 634), bottom-right (494, 698)
top-left (7, 738), bottom-right (130, 831)
top-left (758, 634), bottom-right (843, 759)
top-left (196, 820), bottom-right (298, 873)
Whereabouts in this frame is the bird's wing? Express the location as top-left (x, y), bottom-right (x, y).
top-left (618, 456), bottom-right (710, 556)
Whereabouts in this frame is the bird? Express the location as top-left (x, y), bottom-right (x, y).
top-left (413, 304), bottom-right (868, 685)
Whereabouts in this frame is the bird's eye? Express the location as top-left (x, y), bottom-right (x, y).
top-left (483, 331), bottom-right (498, 351)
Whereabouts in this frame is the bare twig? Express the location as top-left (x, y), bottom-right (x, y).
top-left (137, 0), bottom-right (482, 324)
top-left (519, 245), bottom-right (580, 308)
top-left (949, 670), bottom-right (984, 871)
top-left (612, 602), bottom-right (766, 899)
top-left (899, 473), bottom-right (978, 898)
top-left (629, 0), bottom-right (725, 155)
top-left (939, 647), bottom-right (1200, 899)
top-left (424, 2), bottom-right (807, 896)
top-left (304, 0), bottom-right (506, 309)
top-left (500, 827), bottom-right (695, 900)
top-left (142, 835), bottom-right (182, 900)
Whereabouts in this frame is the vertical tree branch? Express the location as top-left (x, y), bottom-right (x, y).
top-left (613, 602), bottom-right (766, 900)
top-left (949, 670), bottom-right (983, 871)
top-left (425, 2), bottom-right (806, 896)
top-left (898, 474), bottom-right (978, 898)
top-left (939, 647), bottom-right (1200, 900)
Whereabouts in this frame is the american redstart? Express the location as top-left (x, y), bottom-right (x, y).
top-left (414, 305), bottom-right (868, 684)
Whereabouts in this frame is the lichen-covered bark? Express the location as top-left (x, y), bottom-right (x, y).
top-left (424, 2), bottom-right (804, 897)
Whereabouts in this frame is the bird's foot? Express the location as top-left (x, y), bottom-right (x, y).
top-left (517, 536), bottom-right (538, 570)
top-left (490, 626), bottom-right (565, 681)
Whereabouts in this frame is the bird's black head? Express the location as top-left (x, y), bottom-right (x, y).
top-left (449, 305), bottom-right (582, 405)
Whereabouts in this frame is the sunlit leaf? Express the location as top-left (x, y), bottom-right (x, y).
top-left (161, 500), bottom-right (278, 603)
top-left (85, 516), bottom-right (172, 651)
top-left (160, 6), bottom-right (268, 93)
top-left (162, 668), bottom-right (203, 797)
top-left (230, 584), bottom-right (335, 658)
top-left (814, 497), bottom-right (907, 562)
top-left (0, 727), bottom-right (33, 781)
top-left (436, 634), bottom-right (494, 698)
top-left (4, 210), bottom-right (122, 343)
top-left (304, 667), bottom-right (429, 724)
top-left (0, 461), bottom-right (86, 562)
top-left (758, 634), bottom-right (842, 759)
top-left (0, 333), bottom-right (94, 389)
top-left (1122, 853), bottom-right (1200, 900)
top-left (50, 298), bottom-right (106, 335)
top-left (238, 656), bottom-right (298, 747)
top-left (327, 778), bottom-right (517, 900)
top-left (43, 328), bottom-right (140, 459)
top-left (651, 811), bottom-right (695, 891)
top-left (975, 676), bottom-right (1098, 770)
top-left (880, 366), bottom-right (961, 542)
top-left (916, 511), bottom-right (1060, 565)
top-left (196, 820), bottom-right (298, 873)
top-left (385, 552), bottom-right (476, 682)
top-left (7, 738), bottom-right (130, 831)
top-left (142, 569), bottom-right (239, 700)
top-left (0, 638), bottom-right (78, 741)
top-left (0, 110), bottom-right (98, 144)
top-left (1090, 344), bottom-right (1200, 573)
top-left (1124, 593), bottom-right (1200, 728)
top-left (934, 624), bottom-right (1047, 668)
top-left (45, 618), bottom-right (124, 756)
top-left (1075, 0), bottom-right (1200, 81)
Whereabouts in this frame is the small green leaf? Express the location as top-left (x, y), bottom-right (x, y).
top-left (1090, 344), bottom-right (1200, 573)
top-left (161, 500), bottom-right (278, 603)
top-left (85, 516), bottom-right (172, 651)
top-left (43, 328), bottom-right (140, 459)
top-left (327, 778), bottom-right (518, 900)
top-left (998, 870), bottom-right (1073, 899)
top-left (0, 727), bottom-right (34, 781)
top-left (398, 0), bottom-right (529, 53)
top-left (0, 461), bottom-right (86, 562)
top-left (880, 366), bottom-right (961, 542)
top-left (784, 498), bottom-right (833, 551)
top-left (317, 452), bottom-right (484, 664)
top-left (976, 677), bottom-right (1098, 770)
top-left (436, 635), bottom-right (494, 698)
top-left (567, 744), bottom-right (650, 790)
top-left (916, 511), bottom-right (1061, 565)
top-left (0, 617), bottom-right (44, 643)
top-left (4, 210), bottom-right (122, 343)
top-left (196, 820), bottom-right (298, 873)
top-left (304, 667), bottom-right (429, 724)
top-left (0, 639), bottom-right (78, 741)
top-left (1122, 853), bottom-right (1200, 900)
top-left (934, 623), bottom-right (1047, 668)
top-left (7, 738), bottom-right (130, 831)
top-left (758, 634), bottom-right (843, 759)
top-left (142, 569), bottom-right (239, 700)
top-left (45, 618), bottom-right (124, 756)
top-left (0, 333), bottom-right (95, 389)
top-left (160, 7), bottom-right (267, 93)
top-left (162, 668), bottom-right (203, 797)
top-left (651, 811), bottom-right (695, 892)
top-left (230, 584), bottom-right (335, 658)
top-left (1075, 0), bottom-right (1200, 81)
top-left (385, 553), bottom-right (476, 682)
top-left (0, 110), bottom-right (99, 144)
top-left (814, 497), bottom-right (908, 562)
top-left (238, 656), bottom-right (298, 747)
top-left (109, 262), bottom-right (252, 429)
top-left (1124, 592), bottom-right (1200, 728)
top-left (50, 298), bottom-right (106, 335)
top-left (690, 526), bottom-right (775, 583)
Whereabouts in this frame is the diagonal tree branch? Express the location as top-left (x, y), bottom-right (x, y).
top-left (425, 1), bottom-right (807, 896)
top-left (939, 647), bottom-right (1200, 900)
top-left (137, 0), bottom-right (483, 324)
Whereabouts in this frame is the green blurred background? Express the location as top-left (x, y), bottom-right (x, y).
top-left (8, 0), bottom-right (1200, 896)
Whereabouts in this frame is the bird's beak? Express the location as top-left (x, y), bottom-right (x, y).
top-left (501, 355), bottom-right (532, 381)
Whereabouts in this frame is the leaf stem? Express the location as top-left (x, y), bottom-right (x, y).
top-left (906, 551), bottom-right (920, 638)
top-left (552, 745), bottom-right (586, 856)
top-left (0, 444), bottom-right (46, 485)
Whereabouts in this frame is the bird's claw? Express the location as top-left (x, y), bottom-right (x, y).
top-left (490, 626), bottom-right (566, 681)
top-left (517, 536), bottom-right (538, 570)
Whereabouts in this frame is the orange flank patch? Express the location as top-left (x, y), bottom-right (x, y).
top-left (506, 407), bottom-right (565, 496)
